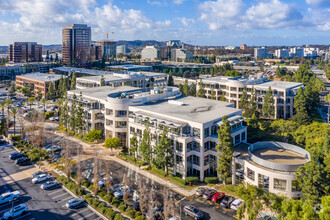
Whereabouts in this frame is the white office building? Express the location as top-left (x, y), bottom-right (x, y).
top-left (254, 47), bottom-right (268, 59)
top-left (289, 47), bottom-right (304, 58)
top-left (275, 49), bottom-right (289, 59)
top-left (198, 75), bottom-right (303, 119)
top-left (116, 45), bottom-right (129, 56)
top-left (141, 46), bottom-right (160, 60)
top-left (233, 141), bottom-right (310, 198)
top-left (171, 49), bottom-right (194, 62)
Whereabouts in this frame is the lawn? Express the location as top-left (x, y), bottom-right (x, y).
top-left (217, 184), bottom-right (239, 198)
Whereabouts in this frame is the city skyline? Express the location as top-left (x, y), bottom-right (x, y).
top-left (0, 0), bottom-right (329, 46)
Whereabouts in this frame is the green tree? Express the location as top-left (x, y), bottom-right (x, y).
top-left (326, 94), bottom-right (330, 124)
top-left (197, 80), bottom-right (205, 98)
top-left (239, 86), bottom-right (248, 112)
top-left (216, 115), bottom-right (233, 184)
top-left (5, 99), bottom-right (12, 118)
top-left (129, 133), bottom-right (138, 163)
top-left (104, 137), bottom-right (121, 153)
top-left (0, 100), bottom-right (6, 116)
top-left (263, 86), bottom-right (275, 119)
top-left (210, 89), bottom-right (216, 100)
top-left (182, 79), bottom-right (189, 95)
top-left (41, 98), bottom-right (46, 113)
top-left (75, 103), bottom-right (85, 134)
top-left (152, 127), bottom-right (173, 176)
top-left (10, 107), bottom-right (18, 136)
top-left (9, 82), bottom-right (16, 97)
top-left (304, 82), bottom-right (320, 114)
top-left (70, 71), bottom-right (76, 90)
top-left (48, 82), bottom-right (54, 100)
top-left (292, 87), bottom-right (311, 125)
top-left (168, 70), bottom-right (174, 86)
top-left (319, 196), bottom-right (330, 220)
top-left (70, 94), bottom-right (77, 134)
top-left (139, 120), bottom-right (152, 169)
top-left (245, 86), bottom-right (258, 118)
top-left (188, 82), bottom-right (196, 96)
top-left (100, 75), bottom-right (105, 86)
top-left (83, 129), bottom-right (102, 142)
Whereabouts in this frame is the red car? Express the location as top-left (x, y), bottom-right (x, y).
top-left (211, 192), bottom-right (225, 203)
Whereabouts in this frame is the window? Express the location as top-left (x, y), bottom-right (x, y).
top-left (116, 121), bottom-right (127, 128)
top-left (204, 128), bottom-right (210, 137)
top-left (130, 127), bottom-right (135, 134)
top-left (193, 128), bottom-right (200, 138)
top-left (204, 141), bottom-right (216, 152)
top-left (211, 125), bottom-right (218, 135)
top-left (235, 134), bottom-right (240, 144)
top-left (230, 87), bottom-right (237, 91)
top-left (106, 119), bottom-right (113, 126)
top-left (279, 92), bottom-right (284, 96)
top-left (116, 110), bottom-right (127, 117)
top-left (187, 155), bottom-right (200, 166)
top-left (106, 109), bottom-right (113, 115)
top-left (187, 141), bottom-right (200, 152)
top-left (241, 132), bottom-right (246, 141)
top-left (291, 180), bottom-right (301, 191)
top-left (176, 141), bottom-right (183, 152)
top-left (274, 178), bottom-right (286, 191)
top-left (137, 129), bottom-right (142, 137)
top-left (182, 126), bottom-right (190, 135)
top-left (247, 168), bottom-right (255, 181)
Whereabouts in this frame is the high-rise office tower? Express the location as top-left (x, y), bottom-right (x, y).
top-left (9, 42), bottom-right (42, 63)
top-left (62, 24), bottom-right (91, 66)
top-left (98, 40), bottom-right (116, 59)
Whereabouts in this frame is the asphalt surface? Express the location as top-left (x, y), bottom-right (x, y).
top-left (0, 143), bottom-right (103, 220)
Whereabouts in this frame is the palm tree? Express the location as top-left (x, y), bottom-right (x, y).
top-left (10, 108), bottom-right (18, 136)
top-left (0, 100), bottom-right (5, 116)
top-left (56, 98), bottom-right (64, 116)
top-left (27, 97), bottom-right (36, 110)
top-left (325, 94), bottom-right (330, 124)
top-left (5, 98), bottom-right (12, 117)
top-left (41, 98), bottom-right (46, 113)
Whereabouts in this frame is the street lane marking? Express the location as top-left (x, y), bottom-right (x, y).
top-left (71, 208), bottom-right (89, 217)
top-left (59, 197), bottom-right (72, 203)
top-left (78, 212), bottom-right (95, 220)
top-left (52, 192), bottom-right (69, 199)
top-left (48, 189), bottom-right (64, 195)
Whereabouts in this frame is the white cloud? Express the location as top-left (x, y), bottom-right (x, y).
top-left (0, 0), bottom-right (171, 44)
top-left (305, 0), bottom-right (330, 7)
top-left (147, 0), bottom-right (167, 6)
top-left (308, 8), bottom-right (330, 31)
top-left (199, 0), bottom-right (245, 30)
top-left (244, 0), bottom-right (304, 29)
top-left (173, 0), bottom-right (185, 5)
top-left (179, 17), bottom-right (195, 27)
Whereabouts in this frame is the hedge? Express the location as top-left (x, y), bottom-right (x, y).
top-left (118, 202), bottom-right (126, 212)
top-left (135, 215), bottom-right (144, 220)
top-left (114, 214), bottom-right (124, 220)
top-left (169, 175), bottom-right (186, 186)
top-left (204, 177), bottom-right (219, 184)
top-left (185, 176), bottom-right (199, 185)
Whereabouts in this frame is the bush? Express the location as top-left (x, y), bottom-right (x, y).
top-left (86, 198), bottom-right (93, 205)
top-left (57, 175), bottom-right (68, 184)
top-left (45, 111), bottom-right (55, 119)
top-left (88, 184), bottom-right (94, 192)
top-left (98, 207), bottom-right (107, 214)
top-left (105, 208), bottom-right (116, 219)
top-left (111, 197), bottom-right (120, 208)
top-left (82, 180), bottom-right (91, 188)
top-left (98, 189), bottom-right (106, 198)
top-left (204, 177), bottom-right (219, 184)
top-left (169, 175), bottom-right (186, 186)
top-left (83, 129), bottom-right (102, 142)
top-left (103, 194), bottom-right (113, 203)
top-left (135, 211), bottom-right (142, 218)
top-left (118, 202), bottom-right (126, 212)
top-left (84, 193), bottom-right (92, 199)
top-left (97, 202), bottom-right (106, 210)
top-left (135, 215), bottom-right (144, 220)
top-left (126, 209), bottom-right (136, 218)
top-left (114, 214), bottom-right (124, 220)
top-left (151, 166), bottom-right (166, 177)
top-left (185, 176), bottom-right (199, 185)
top-left (11, 135), bottom-right (21, 141)
top-left (91, 198), bottom-right (100, 208)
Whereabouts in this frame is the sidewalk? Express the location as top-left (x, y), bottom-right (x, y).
top-left (53, 131), bottom-right (197, 197)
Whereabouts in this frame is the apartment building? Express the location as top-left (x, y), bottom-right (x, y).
top-left (67, 86), bottom-right (247, 181)
top-left (16, 73), bottom-right (64, 97)
top-left (275, 49), bottom-right (289, 59)
top-left (254, 47), bottom-right (268, 59)
top-left (233, 141), bottom-right (310, 198)
top-left (128, 97), bottom-right (247, 180)
top-left (9, 42), bottom-right (42, 63)
top-left (289, 47), bottom-right (304, 58)
top-left (198, 75), bottom-right (303, 119)
top-left (75, 71), bottom-right (167, 89)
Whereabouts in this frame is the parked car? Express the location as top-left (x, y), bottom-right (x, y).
top-left (211, 192), bottom-right (225, 203)
top-left (257, 213), bottom-right (272, 220)
top-left (41, 180), bottom-right (60, 190)
top-left (0, 139), bottom-right (7, 145)
top-left (0, 191), bottom-right (20, 205)
top-left (32, 174), bottom-right (50, 184)
top-left (230, 198), bottom-right (244, 210)
top-left (2, 204), bottom-right (28, 220)
top-left (9, 153), bottom-right (25, 160)
top-left (202, 189), bottom-right (217, 200)
top-left (46, 145), bottom-right (61, 152)
top-left (110, 184), bottom-right (120, 193)
top-left (32, 171), bottom-right (48, 178)
top-left (183, 205), bottom-right (203, 220)
top-left (16, 157), bottom-right (31, 166)
top-left (66, 198), bottom-right (84, 209)
top-left (220, 196), bottom-right (235, 208)
top-left (195, 187), bottom-right (207, 196)
top-left (114, 186), bottom-right (131, 198)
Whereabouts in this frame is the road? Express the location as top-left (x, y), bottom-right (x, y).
top-left (0, 143), bottom-right (104, 220)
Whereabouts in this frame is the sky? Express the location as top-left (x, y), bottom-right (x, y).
top-left (0, 0), bottom-right (329, 46)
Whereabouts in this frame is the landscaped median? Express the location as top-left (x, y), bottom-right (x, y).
top-left (56, 174), bottom-right (143, 220)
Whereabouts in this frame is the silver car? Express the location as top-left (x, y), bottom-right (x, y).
top-left (183, 205), bottom-right (203, 220)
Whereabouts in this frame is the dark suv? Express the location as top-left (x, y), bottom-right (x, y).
top-left (16, 157), bottom-right (31, 166)
top-left (10, 153), bottom-right (25, 160)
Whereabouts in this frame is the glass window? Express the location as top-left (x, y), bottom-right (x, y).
top-left (187, 141), bottom-right (200, 152)
top-left (193, 128), bottom-right (200, 138)
top-left (241, 132), bottom-right (246, 141)
top-left (291, 180), bottom-right (301, 191)
top-left (211, 125), bottom-right (218, 135)
top-left (247, 168), bottom-right (255, 181)
top-left (106, 109), bottom-right (113, 115)
top-left (176, 141), bottom-right (183, 152)
top-left (204, 128), bottom-right (210, 137)
top-left (116, 110), bottom-right (127, 117)
top-left (130, 127), bottom-right (135, 134)
top-left (235, 134), bottom-right (240, 144)
top-left (116, 121), bottom-right (127, 128)
top-left (274, 178), bottom-right (286, 191)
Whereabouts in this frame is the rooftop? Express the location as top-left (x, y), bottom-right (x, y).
top-left (17, 73), bottom-right (64, 82)
top-left (109, 64), bottom-right (152, 70)
top-left (130, 96), bottom-right (241, 124)
top-left (68, 86), bottom-right (139, 101)
top-left (53, 67), bottom-right (112, 76)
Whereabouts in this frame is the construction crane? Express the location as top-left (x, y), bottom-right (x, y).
top-left (94, 30), bottom-right (114, 41)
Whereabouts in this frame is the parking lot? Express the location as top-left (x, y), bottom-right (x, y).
top-left (0, 143), bottom-right (103, 220)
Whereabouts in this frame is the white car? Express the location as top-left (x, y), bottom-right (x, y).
top-left (114, 186), bottom-right (131, 198)
top-left (230, 198), bottom-right (244, 210)
top-left (2, 204), bottom-right (28, 220)
top-left (0, 191), bottom-right (20, 205)
top-left (32, 174), bottom-right (50, 184)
